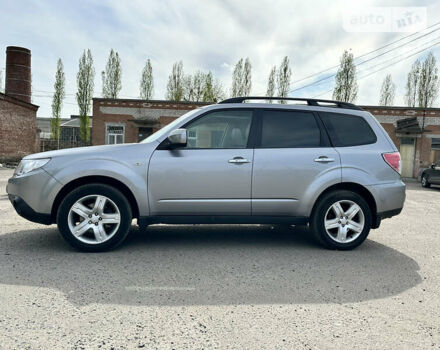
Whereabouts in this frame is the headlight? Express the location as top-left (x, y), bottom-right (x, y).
top-left (14, 158), bottom-right (51, 176)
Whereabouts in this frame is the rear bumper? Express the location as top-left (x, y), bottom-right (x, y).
top-left (367, 180), bottom-right (406, 214)
top-left (8, 194), bottom-right (52, 225)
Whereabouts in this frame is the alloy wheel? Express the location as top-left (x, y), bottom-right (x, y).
top-left (324, 200), bottom-right (365, 243)
top-left (67, 195), bottom-right (121, 244)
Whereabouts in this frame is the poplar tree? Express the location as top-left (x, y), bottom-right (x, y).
top-left (166, 61), bottom-right (184, 101)
top-left (378, 74), bottom-right (395, 106)
top-left (139, 59), bottom-right (154, 100)
top-left (76, 49), bottom-right (94, 142)
top-left (333, 50), bottom-right (358, 103)
top-left (277, 56), bottom-right (292, 101)
top-left (417, 52), bottom-right (439, 108)
top-left (101, 49), bottom-right (122, 99)
top-left (405, 60), bottom-right (421, 107)
top-left (50, 58), bottom-right (65, 141)
top-left (266, 66), bottom-right (276, 99)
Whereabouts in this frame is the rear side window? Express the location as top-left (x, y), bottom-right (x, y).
top-left (260, 110), bottom-right (321, 148)
top-left (320, 112), bottom-right (377, 147)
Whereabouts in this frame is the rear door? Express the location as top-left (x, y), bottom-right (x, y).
top-left (251, 109), bottom-right (340, 216)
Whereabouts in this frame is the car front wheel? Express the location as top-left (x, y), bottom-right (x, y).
top-left (57, 184), bottom-right (132, 252)
top-left (311, 190), bottom-right (372, 250)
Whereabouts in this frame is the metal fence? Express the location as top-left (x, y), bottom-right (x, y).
top-left (39, 139), bottom-right (91, 152)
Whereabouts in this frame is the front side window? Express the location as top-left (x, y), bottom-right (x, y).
top-left (106, 125), bottom-right (125, 144)
top-left (185, 110), bottom-right (252, 149)
top-left (320, 112), bottom-right (377, 147)
top-left (260, 110), bottom-right (321, 148)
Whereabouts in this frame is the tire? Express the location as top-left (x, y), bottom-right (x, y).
top-left (57, 183), bottom-right (132, 252)
top-left (421, 174), bottom-right (431, 188)
top-left (310, 190), bottom-right (372, 250)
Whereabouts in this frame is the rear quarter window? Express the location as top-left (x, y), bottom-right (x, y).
top-left (320, 112), bottom-right (377, 147)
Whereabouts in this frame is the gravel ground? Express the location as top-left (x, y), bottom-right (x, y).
top-left (0, 168), bottom-right (439, 349)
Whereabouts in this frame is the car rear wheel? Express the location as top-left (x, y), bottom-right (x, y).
top-left (57, 184), bottom-right (132, 252)
top-left (421, 174), bottom-right (431, 188)
top-left (311, 190), bottom-right (372, 250)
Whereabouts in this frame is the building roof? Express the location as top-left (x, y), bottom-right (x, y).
top-left (0, 92), bottom-right (39, 111)
top-left (61, 117), bottom-right (92, 128)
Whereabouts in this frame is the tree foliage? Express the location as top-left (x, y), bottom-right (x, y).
top-left (405, 60), bottom-right (421, 107)
top-left (166, 61), bottom-right (184, 101)
top-left (101, 49), bottom-right (122, 99)
top-left (50, 58), bottom-right (65, 141)
top-left (76, 49), bottom-right (94, 142)
top-left (231, 58), bottom-right (252, 97)
top-left (333, 50), bottom-right (358, 103)
top-left (277, 56), bottom-right (292, 100)
top-left (266, 66), bottom-right (276, 99)
top-left (379, 74), bottom-right (395, 106)
top-left (418, 52), bottom-right (439, 108)
top-left (183, 70), bottom-right (225, 102)
top-left (139, 59), bottom-right (154, 100)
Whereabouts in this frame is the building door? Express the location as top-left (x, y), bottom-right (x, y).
top-left (400, 137), bottom-right (415, 178)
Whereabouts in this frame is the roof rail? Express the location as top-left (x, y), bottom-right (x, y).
top-left (218, 96), bottom-right (363, 111)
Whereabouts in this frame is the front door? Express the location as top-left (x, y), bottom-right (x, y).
top-left (148, 109), bottom-right (254, 216)
top-left (252, 109), bottom-right (340, 216)
top-left (400, 137), bottom-right (415, 178)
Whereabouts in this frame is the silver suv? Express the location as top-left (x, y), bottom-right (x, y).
top-left (7, 97), bottom-right (405, 251)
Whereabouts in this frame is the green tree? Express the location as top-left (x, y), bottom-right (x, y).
top-left (417, 52), bottom-right (439, 108)
top-left (50, 58), bottom-right (65, 142)
top-left (332, 50), bottom-right (358, 103)
top-left (101, 49), bottom-right (122, 99)
top-left (266, 66), bottom-right (276, 99)
top-left (379, 74), bottom-right (395, 106)
top-left (231, 58), bottom-right (244, 97)
top-left (76, 49), bottom-right (95, 142)
top-left (277, 56), bottom-right (292, 102)
top-left (243, 58), bottom-right (252, 95)
top-left (405, 59), bottom-right (421, 107)
top-left (139, 59), bottom-right (154, 100)
top-left (183, 71), bottom-right (205, 101)
top-left (166, 61), bottom-right (184, 101)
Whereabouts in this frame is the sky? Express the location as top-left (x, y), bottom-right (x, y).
top-left (1, 0), bottom-right (440, 118)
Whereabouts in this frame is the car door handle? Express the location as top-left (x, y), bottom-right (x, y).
top-left (228, 157), bottom-right (251, 164)
top-left (314, 156), bottom-right (335, 163)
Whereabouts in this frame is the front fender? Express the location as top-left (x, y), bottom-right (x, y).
top-left (46, 158), bottom-right (149, 216)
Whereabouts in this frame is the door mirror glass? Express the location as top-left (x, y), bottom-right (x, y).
top-left (167, 128), bottom-right (187, 147)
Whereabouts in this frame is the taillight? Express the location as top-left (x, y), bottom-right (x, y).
top-left (382, 152), bottom-right (401, 174)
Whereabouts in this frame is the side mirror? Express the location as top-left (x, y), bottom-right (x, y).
top-left (431, 164), bottom-right (435, 169)
top-left (167, 128), bottom-right (187, 148)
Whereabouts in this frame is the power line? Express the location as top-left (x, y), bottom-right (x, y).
top-left (292, 21), bottom-right (440, 86)
top-left (312, 40), bottom-right (440, 98)
top-left (288, 28), bottom-right (440, 94)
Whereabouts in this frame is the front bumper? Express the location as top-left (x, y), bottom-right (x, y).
top-left (8, 194), bottom-right (52, 224)
top-left (6, 168), bottom-right (62, 224)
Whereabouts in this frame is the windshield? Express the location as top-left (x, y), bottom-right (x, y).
top-left (140, 108), bottom-right (202, 143)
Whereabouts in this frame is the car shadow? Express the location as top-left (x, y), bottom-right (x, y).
top-left (0, 224), bottom-right (421, 306)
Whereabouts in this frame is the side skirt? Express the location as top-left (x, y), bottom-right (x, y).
top-left (138, 215), bottom-right (309, 226)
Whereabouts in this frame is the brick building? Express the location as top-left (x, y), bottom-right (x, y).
top-left (92, 98), bottom-right (440, 178)
top-left (0, 46), bottom-right (38, 162)
top-left (92, 98), bottom-right (206, 144)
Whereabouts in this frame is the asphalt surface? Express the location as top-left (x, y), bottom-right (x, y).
top-left (0, 168), bottom-right (439, 349)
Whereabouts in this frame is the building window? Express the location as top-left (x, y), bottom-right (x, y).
top-left (138, 127), bottom-right (153, 142)
top-left (106, 124), bottom-right (125, 144)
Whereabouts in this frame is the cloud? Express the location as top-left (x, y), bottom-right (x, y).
top-left (0, 0), bottom-right (440, 118)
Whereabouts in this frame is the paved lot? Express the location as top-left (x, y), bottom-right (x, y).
top-left (0, 168), bottom-right (439, 349)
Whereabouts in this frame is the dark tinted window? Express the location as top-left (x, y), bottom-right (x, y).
top-left (320, 112), bottom-right (377, 147)
top-left (260, 110), bottom-right (321, 148)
